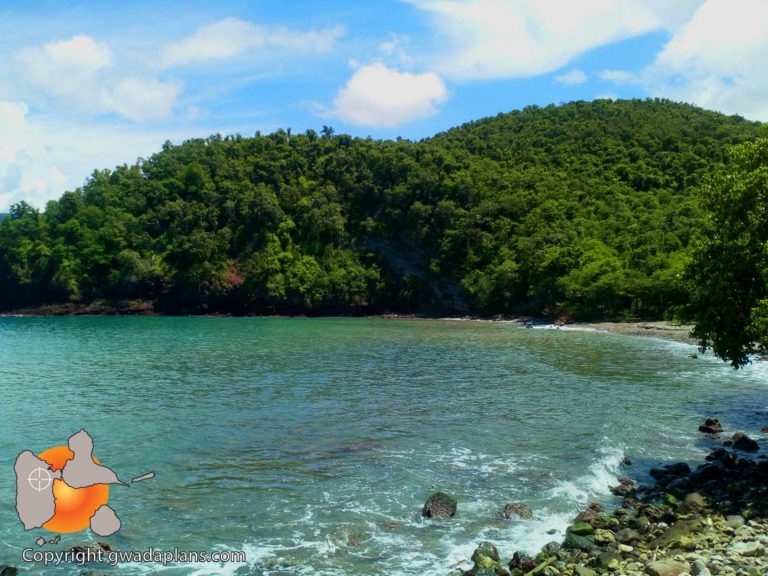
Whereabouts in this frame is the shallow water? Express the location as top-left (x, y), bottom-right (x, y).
top-left (0, 317), bottom-right (766, 575)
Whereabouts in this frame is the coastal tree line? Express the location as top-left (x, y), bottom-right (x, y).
top-left (0, 99), bottom-right (765, 359)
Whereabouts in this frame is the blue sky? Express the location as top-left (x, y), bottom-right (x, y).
top-left (1, 0), bottom-right (766, 210)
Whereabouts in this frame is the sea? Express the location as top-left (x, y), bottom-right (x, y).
top-left (0, 317), bottom-right (766, 575)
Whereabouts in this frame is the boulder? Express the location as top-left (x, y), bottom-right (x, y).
top-left (730, 541), bottom-right (764, 557)
top-left (563, 531), bottom-right (597, 552)
top-left (650, 462), bottom-right (691, 485)
top-left (679, 492), bottom-right (708, 512)
top-left (610, 476), bottom-right (636, 496)
top-left (567, 522), bottom-right (595, 536)
top-left (500, 502), bottom-right (533, 520)
top-left (0, 567), bottom-right (18, 576)
top-left (421, 491), bottom-right (456, 519)
top-left (698, 417), bottom-right (723, 434)
top-left (573, 567), bottom-right (597, 576)
top-left (597, 551), bottom-right (621, 570)
top-left (645, 559), bottom-right (690, 576)
top-left (471, 542), bottom-right (500, 565)
top-left (509, 551), bottom-right (536, 572)
top-left (732, 432), bottom-right (759, 452)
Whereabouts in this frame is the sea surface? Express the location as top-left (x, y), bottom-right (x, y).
top-left (0, 317), bottom-right (766, 575)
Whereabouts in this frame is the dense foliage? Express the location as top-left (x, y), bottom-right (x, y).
top-left (685, 139), bottom-right (768, 367)
top-left (0, 99), bottom-right (763, 317)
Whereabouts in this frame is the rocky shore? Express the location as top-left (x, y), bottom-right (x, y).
top-left (449, 421), bottom-right (768, 576)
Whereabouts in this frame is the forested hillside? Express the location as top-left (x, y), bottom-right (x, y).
top-left (0, 99), bottom-right (763, 317)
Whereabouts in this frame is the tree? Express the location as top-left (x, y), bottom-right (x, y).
top-left (684, 139), bottom-right (768, 367)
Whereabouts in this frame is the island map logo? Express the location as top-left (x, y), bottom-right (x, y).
top-left (14, 429), bottom-right (154, 540)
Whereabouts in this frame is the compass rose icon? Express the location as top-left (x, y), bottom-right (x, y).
top-left (27, 467), bottom-right (52, 492)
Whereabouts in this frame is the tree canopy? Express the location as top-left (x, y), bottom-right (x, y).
top-left (0, 99), bottom-right (763, 317)
top-left (684, 138), bottom-right (768, 367)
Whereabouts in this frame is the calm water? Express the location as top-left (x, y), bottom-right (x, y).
top-left (0, 317), bottom-right (766, 575)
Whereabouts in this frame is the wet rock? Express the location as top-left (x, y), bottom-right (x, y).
top-left (679, 492), bottom-right (709, 512)
top-left (731, 432), bottom-right (759, 452)
top-left (509, 551), bottom-right (536, 572)
top-left (725, 515), bottom-right (744, 528)
top-left (471, 542), bottom-right (500, 565)
top-left (500, 502), bottom-right (533, 520)
top-left (650, 462), bottom-right (691, 485)
top-left (574, 509), bottom-right (598, 525)
top-left (610, 476), bottom-right (636, 496)
top-left (573, 567), bottom-right (597, 576)
top-left (593, 528), bottom-right (615, 545)
top-left (422, 491), bottom-right (456, 519)
top-left (698, 418), bottom-right (723, 434)
top-left (645, 559), bottom-right (690, 576)
top-left (541, 542), bottom-right (560, 556)
top-left (597, 550), bottom-right (621, 569)
top-left (0, 567), bottom-right (18, 576)
top-left (567, 522), bottom-right (595, 536)
top-left (616, 528), bottom-right (643, 543)
top-left (563, 531), bottom-right (597, 552)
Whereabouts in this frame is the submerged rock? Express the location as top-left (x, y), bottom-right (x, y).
top-left (0, 567), bottom-right (18, 576)
top-left (421, 491), bottom-right (457, 519)
top-left (499, 502), bottom-right (533, 520)
top-left (698, 417), bottom-right (723, 434)
top-left (732, 432), bottom-right (759, 452)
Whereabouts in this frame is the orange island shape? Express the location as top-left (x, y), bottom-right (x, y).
top-left (38, 445), bottom-right (110, 533)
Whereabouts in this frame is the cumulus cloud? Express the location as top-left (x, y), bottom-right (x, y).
top-left (329, 63), bottom-right (448, 128)
top-left (13, 34), bottom-right (180, 121)
top-left (555, 69), bottom-right (588, 85)
top-left (600, 0), bottom-right (768, 120)
top-left (405, 0), bottom-right (703, 80)
top-left (161, 17), bottom-right (344, 67)
top-left (0, 98), bottom-right (203, 210)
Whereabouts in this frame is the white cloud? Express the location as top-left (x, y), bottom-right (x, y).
top-left (107, 77), bottom-right (181, 121)
top-left (602, 0), bottom-right (768, 120)
top-left (405, 0), bottom-right (703, 80)
top-left (598, 69), bottom-right (640, 85)
top-left (161, 17), bottom-right (344, 67)
top-left (13, 34), bottom-right (180, 121)
top-left (329, 63), bottom-right (448, 128)
top-left (0, 99), bottom-right (201, 210)
top-left (555, 69), bottom-right (588, 85)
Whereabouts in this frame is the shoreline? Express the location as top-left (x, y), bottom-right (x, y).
top-left (455, 422), bottom-right (768, 576)
top-left (0, 302), bottom-right (697, 345)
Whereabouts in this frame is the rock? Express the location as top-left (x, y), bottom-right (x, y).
top-left (650, 463), bottom-right (691, 485)
top-left (649, 520), bottom-right (701, 549)
top-left (593, 528), bottom-right (615, 545)
top-left (509, 551), bottom-right (536, 571)
top-left (574, 510), bottom-right (598, 524)
top-left (618, 544), bottom-right (634, 553)
top-left (731, 432), bottom-right (759, 452)
top-left (466, 543), bottom-right (502, 575)
top-left (421, 491), bottom-right (456, 519)
top-left (587, 502), bottom-right (604, 513)
top-left (698, 417), bottom-right (723, 434)
top-left (573, 567), bottom-right (597, 576)
top-left (680, 492), bottom-right (709, 512)
top-left (563, 531), bottom-right (597, 552)
top-left (730, 541), bottom-right (764, 556)
top-left (0, 567), bottom-right (18, 576)
top-left (597, 551), bottom-right (621, 569)
top-left (644, 559), bottom-right (690, 576)
top-left (761, 426), bottom-right (768, 433)
top-left (567, 522), bottom-right (595, 536)
top-left (541, 542), bottom-right (560, 556)
top-left (691, 559), bottom-right (711, 576)
top-left (610, 476), bottom-right (636, 496)
top-left (616, 528), bottom-right (643, 543)
top-left (725, 515), bottom-right (745, 528)
top-left (500, 502), bottom-right (533, 520)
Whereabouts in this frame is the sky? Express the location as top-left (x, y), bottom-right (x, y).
top-left (1, 0), bottom-right (767, 211)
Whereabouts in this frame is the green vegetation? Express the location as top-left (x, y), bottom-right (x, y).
top-left (0, 99), bottom-right (763, 317)
top-left (684, 139), bottom-right (768, 367)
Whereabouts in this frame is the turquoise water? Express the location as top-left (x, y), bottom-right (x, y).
top-left (1, 317), bottom-right (766, 575)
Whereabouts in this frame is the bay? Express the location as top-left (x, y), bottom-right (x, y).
top-left (0, 317), bottom-right (766, 575)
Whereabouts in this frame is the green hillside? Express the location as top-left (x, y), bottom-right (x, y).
top-left (0, 99), bottom-right (763, 317)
